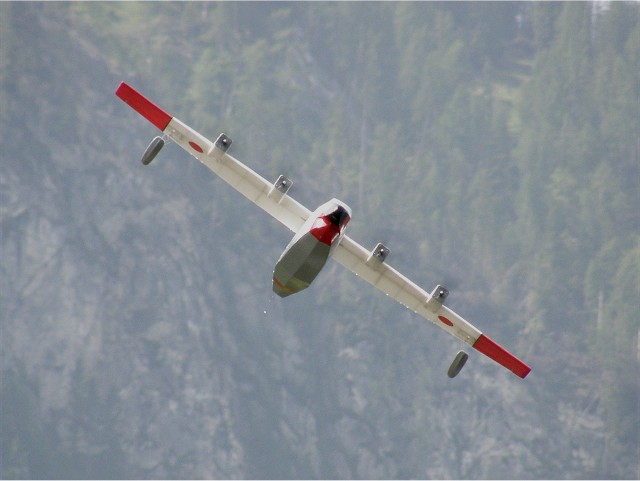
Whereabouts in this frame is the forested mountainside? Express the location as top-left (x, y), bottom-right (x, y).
top-left (1, 2), bottom-right (638, 479)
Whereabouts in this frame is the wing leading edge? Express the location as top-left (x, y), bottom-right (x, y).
top-left (116, 81), bottom-right (531, 379)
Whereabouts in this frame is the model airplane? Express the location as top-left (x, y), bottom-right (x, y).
top-left (115, 82), bottom-right (531, 379)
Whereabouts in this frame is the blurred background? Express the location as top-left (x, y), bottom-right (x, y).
top-left (1, 2), bottom-right (638, 478)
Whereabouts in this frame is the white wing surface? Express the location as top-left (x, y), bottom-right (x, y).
top-left (333, 236), bottom-right (531, 378)
top-left (116, 82), bottom-right (310, 233)
top-left (333, 236), bottom-right (481, 344)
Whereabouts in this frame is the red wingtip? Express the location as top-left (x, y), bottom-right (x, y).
top-left (472, 334), bottom-right (531, 379)
top-left (115, 82), bottom-right (172, 131)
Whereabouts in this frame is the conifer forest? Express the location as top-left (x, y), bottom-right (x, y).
top-left (1, 2), bottom-right (638, 479)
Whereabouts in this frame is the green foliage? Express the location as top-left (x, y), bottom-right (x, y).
top-left (2, 1), bottom-right (638, 478)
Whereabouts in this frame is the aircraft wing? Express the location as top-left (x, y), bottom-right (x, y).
top-left (115, 82), bottom-right (310, 233)
top-left (332, 236), bottom-right (531, 378)
top-left (116, 81), bottom-right (530, 379)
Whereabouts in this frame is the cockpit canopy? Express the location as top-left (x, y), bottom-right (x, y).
top-left (326, 204), bottom-right (351, 227)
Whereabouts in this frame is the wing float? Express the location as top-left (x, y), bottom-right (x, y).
top-left (116, 82), bottom-right (531, 379)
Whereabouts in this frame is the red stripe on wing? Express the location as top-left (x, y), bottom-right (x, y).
top-left (115, 82), bottom-right (172, 131)
top-left (473, 334), bottom-right (531, 379)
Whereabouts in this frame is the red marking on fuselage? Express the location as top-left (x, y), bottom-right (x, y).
top-left (438, 315), bottom-right (454, 327)
top-left (310, 216), bottom-right (342, 246)
top-left (189, 141), bottom-right (203, 153)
